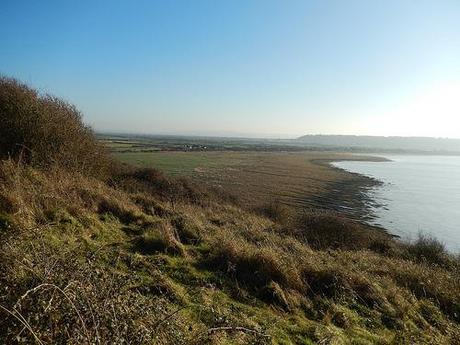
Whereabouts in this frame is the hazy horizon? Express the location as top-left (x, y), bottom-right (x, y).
top-left (99, 129), bottom-right (460, 141)
top-left (1, 1), bottom-right (459, 138)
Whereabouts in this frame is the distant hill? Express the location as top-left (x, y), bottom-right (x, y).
top-left (297, 135), bottom-right (460, 153)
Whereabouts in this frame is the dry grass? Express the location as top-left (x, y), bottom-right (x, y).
top-left (133, 221), bottom-right (186, 256)
top-left (257, 199), bottom-right (294, 224)
top-left (113, 150), bottom-right (380, 210)
top-left (1, 77), bottom-right (459, 344)
top-left (1, 156), bottom-right (460, 344)
top-left (111, 166), bottom-right (237, 208)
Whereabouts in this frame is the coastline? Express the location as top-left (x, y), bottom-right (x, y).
top-left (310, 155), bottom-right (398, 238)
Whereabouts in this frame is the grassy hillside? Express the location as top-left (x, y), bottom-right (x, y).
top-left (1, 77), bottom-right (459, 344)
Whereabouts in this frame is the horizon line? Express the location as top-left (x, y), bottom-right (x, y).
top-left (95, 130), bottom-right (460, 141)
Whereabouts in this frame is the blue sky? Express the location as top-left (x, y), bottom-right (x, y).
top-left (1, 0), bottom-right (459, 138)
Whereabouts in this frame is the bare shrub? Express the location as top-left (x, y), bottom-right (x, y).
top-left (0, 76), bottom-right (111, 178)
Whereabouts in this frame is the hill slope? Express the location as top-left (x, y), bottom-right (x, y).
top-left (1, 159), bottom-right (460, 344)
top-left (1, 77), bottom-right (459, 344)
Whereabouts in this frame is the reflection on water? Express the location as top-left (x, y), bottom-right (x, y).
top-left (333, 155), bottom-right (460, 253)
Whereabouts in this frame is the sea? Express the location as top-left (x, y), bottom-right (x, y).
top-left (332, 155), bottom-right (460, 253)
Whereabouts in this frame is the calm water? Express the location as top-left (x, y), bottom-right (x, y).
top-left (332, 155), bottom-right (460, 253)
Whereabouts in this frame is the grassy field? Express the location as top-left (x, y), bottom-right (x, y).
top-left (113, 150), bottom-right (384, 214)
top-left (113, 151), bottom-right (245, 175)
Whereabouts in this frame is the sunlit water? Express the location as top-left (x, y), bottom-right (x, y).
top-left (332, 155), bottom-right (460, 253)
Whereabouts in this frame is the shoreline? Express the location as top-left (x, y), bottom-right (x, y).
top-left (310, 155), bottom-right (399, 238)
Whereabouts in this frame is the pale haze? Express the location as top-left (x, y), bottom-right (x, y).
top-left (1, 0), bottom-right (459, 138)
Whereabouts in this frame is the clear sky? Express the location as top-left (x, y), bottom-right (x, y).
top-left (1, 0), bottom-right (459, 138)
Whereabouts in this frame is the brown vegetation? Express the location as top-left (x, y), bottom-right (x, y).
top-left (0, 76), bottom-right (111, 178)
top-left (1, 77), bottom-right (459, 344)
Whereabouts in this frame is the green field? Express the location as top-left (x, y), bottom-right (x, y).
top-left (113, 151), bottom-right (246, 175)
top-left (112, 150), bottom-right (383, 218)
top-left (105, 135), bottom-right (386, 212)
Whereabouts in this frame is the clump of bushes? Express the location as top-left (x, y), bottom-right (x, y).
top-left (0, 76), bottom-right (111, 178)
top-left (405, 233), bottom-right (450, 267)
top-left (287, 210), bottom-right (391, 251)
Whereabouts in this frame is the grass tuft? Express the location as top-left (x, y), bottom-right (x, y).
top-left (133, 222), bottom-right (186, 256)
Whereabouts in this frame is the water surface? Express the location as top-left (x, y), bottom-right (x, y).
top-left (332, 155), bottom-right (460, 252)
